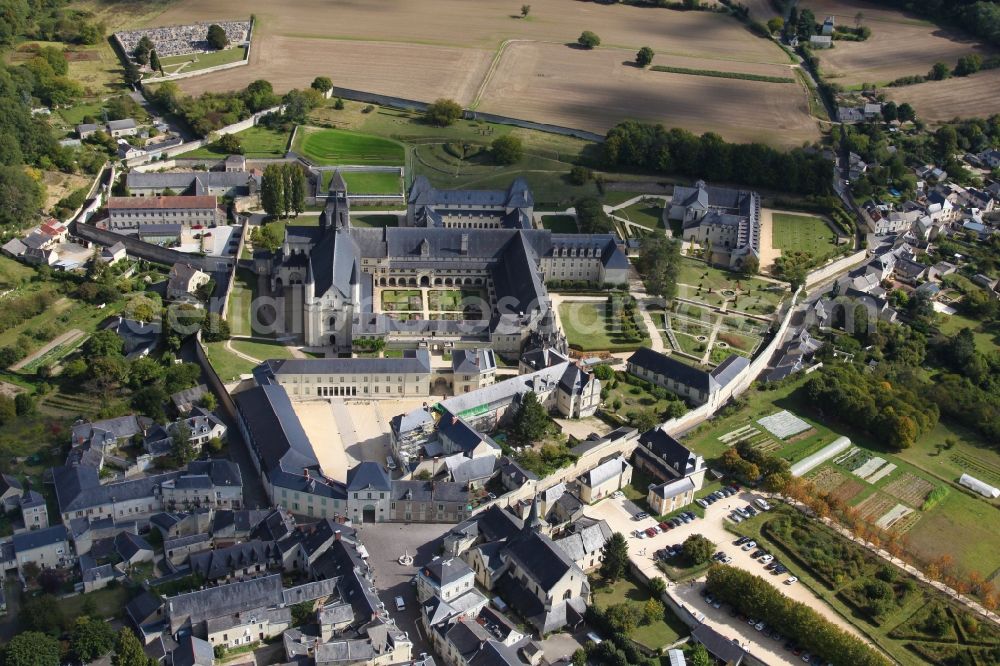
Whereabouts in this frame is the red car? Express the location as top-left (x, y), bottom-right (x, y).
top-left (659, 521), bottom-right (672, 531)
top-left (645, 527), bottom-right (658, 538)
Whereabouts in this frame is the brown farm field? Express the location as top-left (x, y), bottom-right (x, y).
top-left (117, 0), bottom-right (817, 146)
top-left (477, 42), bottom-right (818, 146)
top-left (799, 0), bottom-right (997, 86)
top-left (886, 69), bottom-right (1000, 123)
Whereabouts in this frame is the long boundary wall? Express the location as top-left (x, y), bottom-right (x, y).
top-left (805, 249), bottom-right (868, 288)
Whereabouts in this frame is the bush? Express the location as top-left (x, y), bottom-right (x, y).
top-left (423, 98), bottom-right (463, 126)
top-left (213, 133), bottom-right (243, 155)
top-left (578, 31), bottom-right (601, 48)
top-left (569, 165), bottom-right (592, 185)
top-left (207, 24), bottom-right (228, 49)
top-left (635, 46), bottom-right (654, 67)
top-left (491, 135), bottom-right (523, 164)
top-left (681, 534), bottom-right (715, 565)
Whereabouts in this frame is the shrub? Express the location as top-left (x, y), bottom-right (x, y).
top-left (635, 46), bottom-right (655, 67)
top-left (578, 31), bottom-right (601, 48)
top-left (424, 98), bottom-right (463, 126)
top-left (491, 135), bottom-right (523, 164)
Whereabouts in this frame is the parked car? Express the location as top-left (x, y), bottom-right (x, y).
top-left (785, 576), bottom-right (798, 585)
top-left (729, 512), bottom-right (743, 523)
top-left (801, 652), bottom-right (812, 663)
top-left (774, 564), bottom-right (788, 574)
top-left (755, 498), bottom-right (772, 511)
top-left (679, 514), bottom-right (692, 524)
top-left (395, 596), bottom-right (406, 612)
top-left (751, 549), bottom-right (765, 559)
top-left (760, 555), bottom-right (774, 564)
top-left (741, 541), bottom-right (756, 551)
top-left (633, 529), bottom-right (646, 539)
top-left (670, 518), bottom-right (683, 528)
top-left (659, 521), bottom-right (671, 531)
top-left (645, 527), bottom-right (658, 537)
top-left (586, 632), bottom-right (603, 645)
top-left (722, 555), bottom-right (734, 564)
top-left (734, 536), bottom-right (750, 545)
top-left (683, 511), bottom-right (697, 520)
top-left (612, 491), bottom-right (624, 499)
top-left (736, 507), bottom-right (750, 518)
top-left (634, 511), bottom-right (648, 520)
top-left (745, 506), bottom-right (757, 516)
top-left (755, 621), bottom-right (766, 631)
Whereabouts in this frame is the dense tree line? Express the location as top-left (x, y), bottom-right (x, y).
top-left (148, 79), bottom-right (280, 136)
top-left (0, 0), bottom-right (104, 47)
top-left (573, 197), bottom-right (613, 234)
top-left (600, 121), bottom-right (833, 195)
top-left (804, 362), bottom-right (937, 450)
top-left (260, 162), bottom-right (306, 218)
top-left (706, 566), bottom-right (892, 666)
top-left (927, 328), bottom-right (1000, 441)
top-left (636, 234), bottom-right (681, 301)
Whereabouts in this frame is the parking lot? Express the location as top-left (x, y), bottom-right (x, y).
top-left (585, 489), bottom-right (866, 666)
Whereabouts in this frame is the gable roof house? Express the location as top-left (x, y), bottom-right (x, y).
top-left (167, 263), bottom-right (211, 302)
top-left (666, 180), bottom-right (760, 270)
top-left (626, 347), bottom-right (748, 406)
top-left (633, 427), bottom-right (706, 489)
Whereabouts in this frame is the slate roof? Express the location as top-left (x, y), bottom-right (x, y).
top-left (234, 384), bottom-right (318, 475)
top-left (128, 171), bottom-right (253, 192)
top-left (115, 531), bottom-right (153, 561)
top-left (408, 176), bottom-right (533, 209)
top-left (709, 354), bottom-right (750, 389)
top-left (189, 540), bottom-right (277, 579)
top-left (391, 480), bottom-right (469, 503)
top-left (108, 118), bottom-right (137, 131)
top-left (109, 195), bottom-right (216, 210)
top-left (171, 635), bottom-right (214, 666)
top-left (638, 428), bottom-right (698, 478)
top-left (628, 347), bottom-right (716, 393)
top-left (13, 524), bottom-right (67, 552)
top-left (422, 556), bottom-right (474, 588)
top-left (346, 462), bottom-right (391, 492)
top-left (692, 624), bottom-right (746, 664)
top-left (127, 589), bottom-right (164, 627)
top-left (504, 529), bottom-right (576, 593)
top-left (262, 349), bottom-right (431, 376)
top-left (650, 476), bottom-right (695, 499)
top-left (554, 519), bottom-right (613, 562)
top-left (0, 473), bottom-right (22, 496)
top-left (579, 456), bottom-right (629, 488)
top-left (452, 348), bottom-right (496, 375)
top-left (498, 456), bottom-right (538, 485)
top-left (166, 574), bottom-right (284, 631)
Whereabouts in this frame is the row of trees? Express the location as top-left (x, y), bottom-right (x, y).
top-left (706, 566), bottom-right (892, 666)
top-left (148, 79), bottom-right (280, 136)
top-left (601, 120), bottom-right (833, 195)
top-left (261, 162), bottom-right (307, 218)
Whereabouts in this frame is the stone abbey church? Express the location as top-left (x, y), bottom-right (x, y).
top-left (258, 174), bottom-right (630, 355)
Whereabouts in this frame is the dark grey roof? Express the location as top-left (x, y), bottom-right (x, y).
top-left (504, 530), bottom-right (576, 592)
top-left (628, 347), bottom-right (716, 393)
top-left (692, 624), bottom-right (747, 664)
top-left (234, 385), bottom-right (318, 474)
top-left (0, 473), bottom-right (22, 495)
top-left (166, 574), bottom-right (284, 629)
top-left (638, 428), bottom-right (697, 477)
top-left (171, 635), bottom-right (214, 666)
top-left (115, 530), bottom-right (153, 560)
top-left (13, 524), bottom-right (67, 552)
top-left (128, 171), bottom-right (253, 192)
top-left (346, 462), bottom-right (391, 492)
top-left (498, 457), bottom-right (538, 484)
top-left (579, 456), bottom-right (628, 488)
top-left (264, 349), bottom-right (430, 376)
top-left (138, 224), bottom-right (183, 234)
top-left (422, 556), bottom-right (474, 587)
top-left (709, 354), bottom-right (750, 388)
top-left (190, 540), bottom-right (277, 579)
top-left (452, 348), bottom-right (496, 374)
top-left (408, 176), bottom-right (533, 209)
top-left (107, 118), bottom-right (137, 131)
top-left (391, 480), bottom-right (469, 503)
top-left (127, 590), bottom-right (164, 627)
top-left (446, 454), bottom-right (498, 485)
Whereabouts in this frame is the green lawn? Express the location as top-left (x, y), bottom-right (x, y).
top-left (895, 420), bottom-right (1000, 498)
top-left (227, 268), bottom-right (257, 337)
top-left (591, 576), bottom-right (689, 650)
top-left (0, 255), bottom-right (37, 287)
top-left (558, 301), bottom-right (650, 352)
top-left (57, 101), bottom-right (105, 126)
top-left (340, 171), bottom-right (402, 195)
top-left (936, 311), bottom-right (999, 356)
top-left (540, 215), bottom-right (578, 233)
top-left (352, 214), bottom-right (400, 228)
top-left (771, 212), bottom-right (839, 261)
top-left (604, 371), bottom-right (681, 423)
top-left (619, 200), bottom-right (664, 230)
top-left (675, 257), bottom-right (786, 315)
top-left (60, 585), bottom-right (131, 622)
top-left (203, 341), bottom-right (257, 381)
top-left (295, 127), bottom-right (404, 166)
top-left (156, 45), bottom-right (246, 75)
top-left (229, 339), bottom-right (299, 362)
top-left (180, 126), bottom-right (291, 158)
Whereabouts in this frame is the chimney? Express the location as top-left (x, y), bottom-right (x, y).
top-left (304, 468), bottom-right (311, 480)
top-left (460, 234), bottom-right (469, 255)
top-left (334, 530), bottom-right (341, 541)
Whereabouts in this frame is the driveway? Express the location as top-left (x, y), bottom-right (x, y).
top-left (584, 492), bottom-right (867, 666)
top-left (356, 521), bottom-right (455, 659)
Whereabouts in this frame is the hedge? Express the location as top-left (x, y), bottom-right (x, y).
top-left (650, 65), bottom-right (794, 84)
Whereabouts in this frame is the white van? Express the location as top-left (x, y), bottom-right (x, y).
top-left (395, 596), bottom-right (406, 612)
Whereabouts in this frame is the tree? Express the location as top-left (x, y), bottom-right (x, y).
top-left (261, 163), bottom-right (285, 217)
top-left (149, 49), bottom-right (162, 75)
top-left (954, 54), bottom-right (982, 77)
top-left (574, 197), bottom-right (613, 233)
top-left (215, 133), bottom-right (243, 155)
top-left (881, 101), bottom-right (898, 122)
top-left (767, 17), bottom-right (784, 34)
top-left (521, 4), bottom-right (531, 17)
top-left (630, 410), bottom-right (659, 432)
top-left (424, 98), bottom-right (463, 126)
top-left (600, 532), bottom-right (630, 581)
top-left (681, 534), bottom-right (714, 565)
top-left (642, 598), bottom-right (664, 625)
top-left (19, 595), bottom-right (64, 634)
top-left (741, 255), bottom-right (759, 278)
top-left (311, 76), bottom-right (333, 93)
top-left (928, 61), bottom-right (951, 80)
top-left (85, 329), bottom-right (125, 357)
top-left (571, 648), bottom-right (587, 666)
top-left (14, 392), bottom-right (35, 416)
top-left (578, 31), bottom-right (601, 49)
top-left (0, 165), bottom-right (45, 227)
top-left (112, 629), bottom-right (151, 666)
top-left (635, 46), bottom-right (654, 67)
top-left (689, 643), bottom-right (713, 666)
top-left (207, 24), bottom-right (229, 49)
top-left (286, 162), bottom-right (306, 216)
top-left (648, 576), bottom-right (667, 597)
top-left (637, 234), bottom-right (681, 301)
top-left (491, 135), bottom-right (523, 164)
top-left (291, 601), bottom-right (314, 626)
top-left (3, 632), bottom-right (60, 666)
top-left (604, 602), bottom-right (640, 634)
top-left (510, 391), bottom-right (550, 443)
top-left (72, 616), bottom-right (116, 662)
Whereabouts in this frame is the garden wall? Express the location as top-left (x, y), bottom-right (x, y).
top-left (804, 249), bottom-right (868, 288)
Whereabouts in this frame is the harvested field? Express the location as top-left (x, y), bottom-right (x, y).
top-left (476, 42), bottom-right (817, 147)
top-left (886, 70), bottom-right (1000, 123)
top-left (855, 492), bottom-right (896, 520)
top-left (799, 0), bottom-right (997, 85)
top-left (883, 473), bottom-right (936, 507)
top-left (139, 0), bottom-right (804, 141)
top-left (177, 35), bottom-right (491, 104)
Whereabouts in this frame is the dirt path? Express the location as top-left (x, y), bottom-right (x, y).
top-left (757, 208), bottom-right (781, 271)
top-left (10, 329), bottom-right (85, 372)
